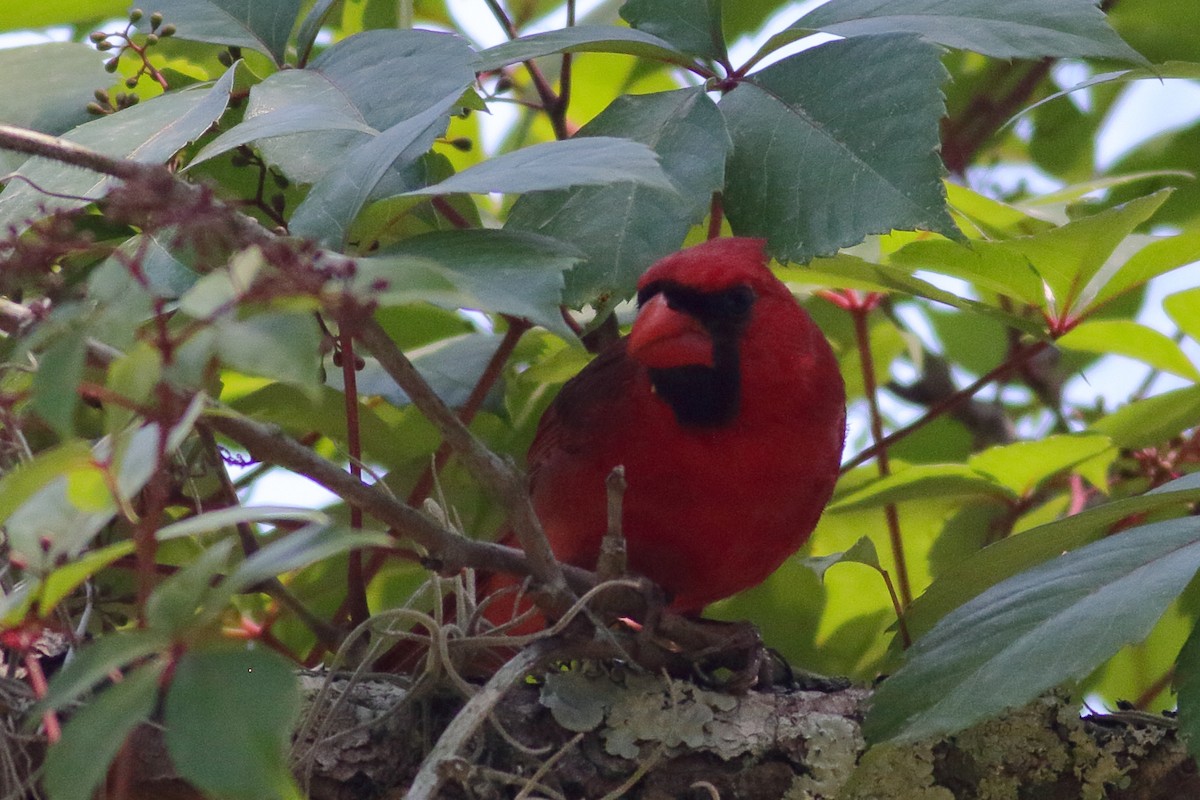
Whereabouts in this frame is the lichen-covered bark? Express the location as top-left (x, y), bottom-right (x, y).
top-left (6, 671), bottom-right (1196, 799)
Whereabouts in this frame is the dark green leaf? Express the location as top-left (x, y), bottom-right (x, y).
top-left (215, 311), bottom-right (322, 393)
top-left (139, 0), bottom-right (302, 64)
top-left (906, 471), bottom-right (1200, 641)
top-left (42, 631), bottom-right (171, 713)
top-left (288, 93), bottom-right (462, 248)
top-left (620, 0), bottom-right (727, 62)
top-left (147, 540), bottom-right (236, 633)
top-left (165, 646), bottom-right (301, 800)
top-left (190, 105), bottom-right (377, 167)
top-left (508, 88), bottom-right (729, 308)
top-left (790, 0), bottom-right (1147, 61)
top-left (44, 662), bottom-right (165, 800)
top-left (222, 525), bottom-right (392, 595)
top-left (246, 29), bottom-right (478, 184)
top-left (476, 24), bottom-right (692, 72)
top-left (39, 540), bottom-right (135, 613)
top-left (0, 43), bottom-right (107, 172)
top-left (296, 0), bottom-right (339, 63)
top-left (0, 66), bottom-right (237, 232)
top-left (867, 516), bottom-right (1200, 743)
top-left (31, 328), bottom-right (86, 439)
top-left (370, 229), bottom-right (582, 336)
top-left (721, 35), bottom-right (956, 262)
top-left (1175, 621), bottom-right (1200, 762)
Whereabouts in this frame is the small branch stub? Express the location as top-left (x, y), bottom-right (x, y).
top-left (598, 466), bottom-right (627, 581)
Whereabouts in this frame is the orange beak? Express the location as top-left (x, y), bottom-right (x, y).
top-left (627, 293), bottom-right (713, 368)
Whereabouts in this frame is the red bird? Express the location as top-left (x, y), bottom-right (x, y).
top-left (511, 236), bottom-right (846, 616)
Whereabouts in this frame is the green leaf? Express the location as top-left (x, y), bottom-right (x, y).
top-left (1087, 229), bottom-right (1200, 312)
top-left (1058, 319), bottom-right (1200, 381)
top-left (830, 463), bottom-right (1010, 513)
top-left (789, 0), bottom-right (1147, 62)
top-left (147, 540), bottom-right (237, 633)
top-left (406, 136), bottom-right (674, 197)
top-left (507, 88), bottom-right (729, 308)
top-left (44, 662), bottom-right (165, 800)
top-left (179, 245), bottom-right (267, 319)
top-left (139, 0), bottom-right (302, 64)
top-left (967, 434), bottom-right (1116, 496)
top-left (288, 93), bottom-right (462, 248)
top-left (31, 328), bottom-right (86, 439)
top-left (0, 66), bottom-right (237, 232)
top-left (369, 229), bottom-right (582, 336)
top-left (39, 540), bottom-right (135, 613)
top-left (245, 29), bottom-right (478, 184)
top-left (0, 440), bottom-right (95, 524)
top-left (721, 35), bottom-right (956, 262)
top-left (221, 525), bottom-right (392, 595)
top-left (190, 104), bottom-right (378, 168)
top-left (215, 311), bottom-right (322, 393)
top-left (867, 516), bottom-right (1200, 743)
top-left (620, 0), bottom-right (727, 62)
top-left (1175, 622), bottom-right (1200, 763)
top-left (476, 24), bottom-right (693, 72)
top-left (905, 471), bottom-right (1200, 640)
top-left (346, 333), bottom-right (507, 410)
top-left (0, 43), bottom-right (107, 172)
top-left (157, 506), bottom-right (331, 541)
top-left (805, 536), bottom-right (882, 582)
top-left (165, 646), bottom-right (301, 800)
top-left (0, 1), bottom-right (128, 30)
top-left (42, 631), bottom-right (172, 713)
top-left (1166, 286), bottom-right (1200, 343)
top-left (1092, 385), bottom-right (1200, 449)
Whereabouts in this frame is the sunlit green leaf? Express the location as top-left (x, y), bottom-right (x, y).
top-left (39, 540), bottom-right (135, 613)
top-left (1091, 385), bottom-right (1200, 448)
top-left (1163, 286), bottom-right (1200, 344)
top-left (967, 434), bottom-right (1116, 495)
top-left (805, 536), bottom-right (882, 582)
top-left (1059, 319), bottom-right (1200, 381)
top-left (830, 463), bottom-right (1011, 512)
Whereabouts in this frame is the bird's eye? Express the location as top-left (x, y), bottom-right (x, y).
top-left (716, 286), bottom-right (754, 318)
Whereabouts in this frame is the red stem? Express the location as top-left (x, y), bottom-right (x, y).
top-left (851, 304), bottom-right (913, 608)
top-left (707, 193), bottom-right (724, 240)
top-left (339, 330), bottom-right (369, 628)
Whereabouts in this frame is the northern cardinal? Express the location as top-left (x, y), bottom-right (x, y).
top-left (490, 237), bottom-right (846, 624)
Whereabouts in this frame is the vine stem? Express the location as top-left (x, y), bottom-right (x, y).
top-left (850, 299), bottom-right (912, 608)
top-left (338, 329), bottom-right (370, 628)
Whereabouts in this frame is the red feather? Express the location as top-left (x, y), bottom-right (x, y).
top-left (499, 237), bottom-right (845, 617)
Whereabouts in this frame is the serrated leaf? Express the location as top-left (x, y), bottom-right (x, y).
top-left (790, 0), bottom-right (1147, 62)
top-left (138, 0), bottom-right (302, 64)
top-left (967, 434), bottom-right (1116, 496)
top-left (868, 516), bottom-right (1200, 743)
top-left (44, 661), bottom-right (165, 800)
top-left (721, 35), bottom-right (956, 262)
top-left (406, 136), bottom-right (674, 197)
top-left (1059, 319), bottom-right (1200, 381)
top-left (619, 0), bottom-right (727, 62)
top-left (476, 24), bottom-right (692, 72)
top-left (508, 88), bottom-right (729, 308)
top-left (164, 646), bottom-right (301, 800)
top-left (0, 66), bottom-right (236, 232)
top-left (805, 536), bottom-right (882, 582)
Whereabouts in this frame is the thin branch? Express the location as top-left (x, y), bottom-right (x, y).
top-left (351, 315), bottom-right (572, 610)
